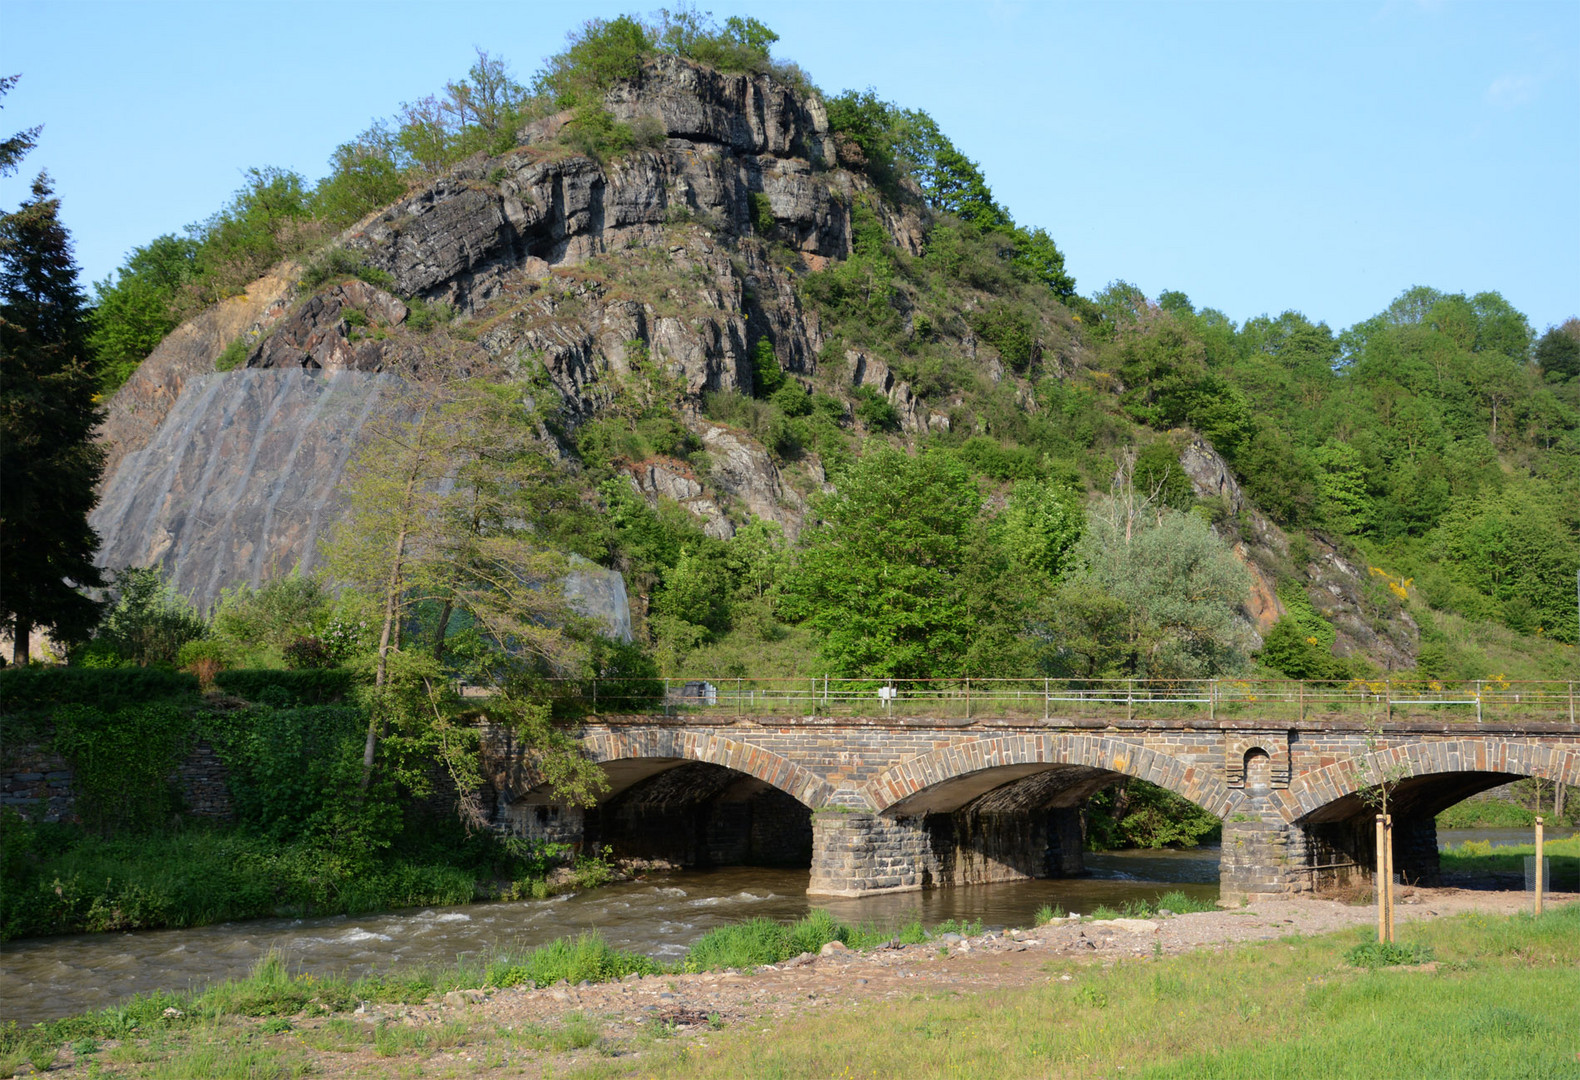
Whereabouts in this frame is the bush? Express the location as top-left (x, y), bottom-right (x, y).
top-left (0, 667), bottom-right (198, 714)
top-left (214, 669), bottom-right (353, 705)
top-left (87, 567), bottom-right (208, 667)
top-left (749, 192), bottom-right (775, 235)
top-left (1344, 940), bottom-right (1435, 968)
top-left (971, 302), bottom-right (1038, 372)
top-left (299, 247), bottom-right (396, 291)
top-left (214, 335), bottom-right (249, 371)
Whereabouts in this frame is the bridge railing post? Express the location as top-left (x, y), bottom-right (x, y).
top-left (1044, 677), bottom-right (1049, 722)
top-left (1126, 679), bottom-right (1133, 723)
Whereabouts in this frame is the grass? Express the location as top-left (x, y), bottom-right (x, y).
top-left (577, 902), bottom-right (1580, 1079)
top-left (1440, 834), bottom-right (1580, 890)
top-left (1086, 892), bottom-right (1218, 920)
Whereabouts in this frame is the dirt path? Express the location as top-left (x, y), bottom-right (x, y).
top-left (40, 887), bottom-right (1574, 1078)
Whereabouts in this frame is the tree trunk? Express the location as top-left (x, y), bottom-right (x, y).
top-left (432, 596), bottom-right (454, 664)
top-left (363, 412), bottom-right (432, 790)
top-left (11, 615), bottom-right (30, 665)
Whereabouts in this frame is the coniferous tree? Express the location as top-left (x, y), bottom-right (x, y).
top-left (0, 170), bottom-right (107, 662)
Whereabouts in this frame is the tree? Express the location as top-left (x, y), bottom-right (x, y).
top-left (780, 448), bottom-right (983, 678)
top-left (1066, 466), bottom-right (1253, 678)
top-left (322, 349), bottom-right (600, 803)
top-left (88, 233), bottom-right (198, 392)
top-left (0, 170), bottom-right (106, 662)
top-left (1536, 321), bottom-right (1580, 383)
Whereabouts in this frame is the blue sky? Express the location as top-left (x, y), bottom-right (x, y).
top-left (3, 0), bottom-right (1576, 334)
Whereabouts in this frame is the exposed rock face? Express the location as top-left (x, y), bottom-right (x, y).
top-left (97, 268), bottom-right (296, 483)
top-left (1177, 437), bottom-right (1418, 667)
top-left (92, 369), bottom-right (404, 611)
top-left (1305, 534), bottom-right (1419, 670)
top-left (248, 280), bottom-right (407, 372)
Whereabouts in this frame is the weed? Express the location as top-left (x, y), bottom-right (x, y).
top-left (260, 1018), bottom-right (292, 1035)
top-left (1344, 940), bottom-right (1435, 969)
top-left (1033, 903), bottom-right (1065, 925)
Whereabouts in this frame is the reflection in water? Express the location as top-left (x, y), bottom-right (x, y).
top-left (0, 847), bottom-right (1219, 1024)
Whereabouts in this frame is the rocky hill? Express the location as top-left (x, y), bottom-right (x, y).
top-left (90, 52), bottom-right (1464, 673)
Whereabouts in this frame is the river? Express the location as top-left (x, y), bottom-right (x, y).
top-left (0, 827), bottom-right (1562, 1025)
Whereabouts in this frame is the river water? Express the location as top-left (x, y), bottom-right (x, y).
top-left (2, 827), bottom-right (1562, 1025)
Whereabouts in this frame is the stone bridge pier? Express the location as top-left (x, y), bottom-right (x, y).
top-left (478, 716), bottom-right (1579, 904)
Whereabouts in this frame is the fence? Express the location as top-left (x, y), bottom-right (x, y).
top-left (530, 677), bottom-right (1580, 725)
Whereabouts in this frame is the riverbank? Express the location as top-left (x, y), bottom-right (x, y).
top-left (4, 887), bottom-right (1573, 1079)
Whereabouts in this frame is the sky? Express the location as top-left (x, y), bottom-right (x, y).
top-left (2, 0), bottom-right (1576, 334)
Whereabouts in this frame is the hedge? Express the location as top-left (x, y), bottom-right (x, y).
top-left (213, 669), bottom-right (355, 705)
top-left (0, 667), bottom-right (199, 714)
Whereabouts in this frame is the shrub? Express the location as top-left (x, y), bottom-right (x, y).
top-left (283, 636), bottom-right (334, 670)
top-left (971, 302), bottom-right (1038, 372)
top-left (214, 335), bottom-right (249, 371)
top-left (0, 667), bottom-right (198, 714)
top-left (853, 385), bottom-right (900, 431)
top-left (213, 669), bottom-right (353, 705)
top-left (749, 192), bottom-right (775, 235)
top-left (176, 638), bottom-right (230, 690)
top-left (299, 247), bottom-right (396, 291)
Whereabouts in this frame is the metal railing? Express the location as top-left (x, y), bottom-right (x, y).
top-left (528, 676), bottom-right (1580, 726)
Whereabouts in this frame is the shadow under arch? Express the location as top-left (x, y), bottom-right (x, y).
top-left (862, 733), bottom-right (1243, 820)
top-left (1271, 738), bottom-right (1578, 890)
top-left (576, 729), bottom-right (835, 810)
top-left (1273, 738), bottom-right (1579, 827)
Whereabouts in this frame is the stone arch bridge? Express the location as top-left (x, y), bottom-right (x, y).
top-left (477, 680), bottom-right (1579, 902)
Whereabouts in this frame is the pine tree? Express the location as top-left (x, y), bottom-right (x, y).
top-left (0, 171), bottom-right (107, 662)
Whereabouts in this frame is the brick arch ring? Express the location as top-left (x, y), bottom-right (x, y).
top-left (1273, 738), bottom-right (1580, 825)
top-left (579, 729), bottom-right (836, 810)
top-left (860, 734), bottom-right (1245, 819)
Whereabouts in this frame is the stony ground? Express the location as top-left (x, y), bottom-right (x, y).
top-left (36, 887), bottom-right (1574, 1079)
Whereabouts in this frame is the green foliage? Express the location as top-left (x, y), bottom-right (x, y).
top-left (781, 448), bottom-right (984, 677)
top-left (0, 666), bottom-right (198, 714)
top-left (0, 819), bottom-right (479, 940)
top-left (213, 335), bottom-right (249, 371)
top-left (534, 15), bottom-right (650, 106)
top-left (852, 385), bottom-right (900, 431)
top-left (81, 567), bottom-right (207, 667)
top-left (1535, 320), bottom-right (1580, 382)
top-left (1132, 441), bottom-right (1194, 511)
top-left (88, 234), bottom-right (197, 393)
top-left (750, 337), bottom-right (784, 397)
top-left (1256, 583), bottom-right (1345, 679)
top-left (971, 302), bottom-right (1039, 372)
top-left (299, 247), bottom-right (396, 291)
top-left (53, 703), bottom-right (194, 832)
top-left (211, 576), bottom-right (332, 667)
top-left (1065, 494), bottom-right (1252, 678)
top-left (488, 932), bottom-right (661, 988)
top-left (1083, 779), bottom-right (1222, 850)
top-left (309, 129), bottom-right (409, 230)
top-left (205, 704), bottom-right (373, 843)
top-left (212, 669), bottom-right (353, 706)
top-left (1343, 940), bottom-right (1435, 968)
top-left (996, 478), bottom-right (1084, 579)
top-left (0, 173), bottom-right (107, 657)
top-left (749, 191), bottom-right (775, 235)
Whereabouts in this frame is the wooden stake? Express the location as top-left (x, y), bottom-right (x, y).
top-left (1375, 815), bottom-right (1387, 944)
top-left (1535, 816), bottom-right (1545, 918)
top-left (1383, 814), bottom-right (1395, 944)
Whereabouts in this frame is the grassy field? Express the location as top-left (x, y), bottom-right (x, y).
top-left (3, 900), bottom-right (1575, 1079)
top-left (586, 904), bottom-right (1580, 1080)
top-left (1441, 834), bottom-right (1580, 891)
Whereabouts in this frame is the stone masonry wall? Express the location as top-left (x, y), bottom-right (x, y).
top-left (1, 742), bottom-right (233, 823)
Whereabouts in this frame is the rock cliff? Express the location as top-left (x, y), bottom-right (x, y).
top-left (92, 57), bottom-right (905, 618)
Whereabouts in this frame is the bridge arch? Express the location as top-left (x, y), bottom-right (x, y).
top-left (862, 733), bottom-right (1243, 819)
top-left (1273, 738), bottom-right (1580, 826)
top-left (578, 729), bottom-right (835, 810)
